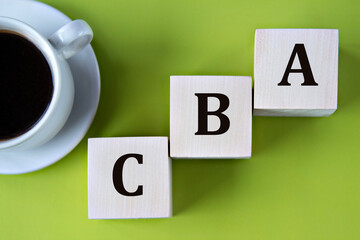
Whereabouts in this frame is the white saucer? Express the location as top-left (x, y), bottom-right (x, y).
top-left (0, 0), bottom-right (100, 174)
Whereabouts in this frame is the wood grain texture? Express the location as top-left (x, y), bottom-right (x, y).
top-left (88, 137), bottom-right (172, 219)
top-left (170, 76), bottom-right (252, 159)
top-left (254, 29), bottom-right (338, 116)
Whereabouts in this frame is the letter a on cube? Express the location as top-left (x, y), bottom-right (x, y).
top-left (88, 137), bottom-right (172, 219)
top-left (254, 29), bottom-right (339, 116)
top-left (170, 76), bottom-right (252, 159)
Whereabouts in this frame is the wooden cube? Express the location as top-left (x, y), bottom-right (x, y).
top-left (88, 137), bottom-right (172, 219)
top-left (254, 29), bottom-right (339, 116)
top-left (170, 76), bottom-right (252, 159)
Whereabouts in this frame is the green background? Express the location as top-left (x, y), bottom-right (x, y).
top-left (1, 0), bottom-right (360, 239)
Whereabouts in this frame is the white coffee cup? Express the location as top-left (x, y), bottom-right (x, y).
top-left (0, 16), bottom-right (93, 151)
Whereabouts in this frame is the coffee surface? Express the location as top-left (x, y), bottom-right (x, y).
top-left (0, 32), bottom-right (53, 141)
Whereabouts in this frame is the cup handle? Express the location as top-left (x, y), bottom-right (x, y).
top-left (48, 20), bottom-right (93, 59)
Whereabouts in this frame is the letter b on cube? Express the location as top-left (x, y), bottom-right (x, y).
top-left (170, 76), bottom-right (252, 159)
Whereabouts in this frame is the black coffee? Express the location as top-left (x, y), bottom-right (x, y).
top-left (0, 31), bottom-right (53, 141)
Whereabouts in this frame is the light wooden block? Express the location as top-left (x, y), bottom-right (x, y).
top-left (88, 137), bottom-right (172, 219)
top-left (254, 29), bottom-right (338, 116)
top-left (170, 76), bottom-right (252, 159)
